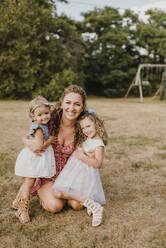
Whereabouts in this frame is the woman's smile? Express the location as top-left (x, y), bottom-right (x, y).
top-left (61, 92), bottom-right (83, 120)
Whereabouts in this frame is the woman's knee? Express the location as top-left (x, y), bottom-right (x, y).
top-left (54, 190), bottom-right (63, 199)
top-left (68, 200), bottom-right (83, 211)
top-left (37, 182), bottom-right (66, 213)
top-left (42, 198), bottom-right (65, 213)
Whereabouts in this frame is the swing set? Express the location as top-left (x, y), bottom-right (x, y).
top-left (124, 64), bottom-right (166, 102)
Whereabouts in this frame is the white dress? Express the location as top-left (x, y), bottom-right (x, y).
top-left (52, 138), bottom-right (106, 205)
top-left (15, 122), bottom-right (56, 178)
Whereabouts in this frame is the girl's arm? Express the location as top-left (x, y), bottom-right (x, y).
top-left (23, 134), bottom-right (41, 153)
top-left (75, 146), bottom-right (104, 168)
top-left (32, 128), bottom-right (44, 148)
top-left (23, 131), bottom-right (56, 153)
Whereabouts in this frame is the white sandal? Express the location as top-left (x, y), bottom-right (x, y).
top-left (83, 199), bottom-right (103, 227)
top-left (87, 208), bottom-right (92, 216)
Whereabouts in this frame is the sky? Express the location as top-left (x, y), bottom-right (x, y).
top-left (56, 0), bottom-right (166, 21)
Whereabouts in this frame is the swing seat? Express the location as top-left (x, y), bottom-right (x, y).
top-left (142, 81), bottom-right (150, 86)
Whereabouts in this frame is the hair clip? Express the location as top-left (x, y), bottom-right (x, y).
top-left (32, 103), bottom-right (53, 112)
top-left (88, 108), bottom-right (94, 114)
top-left (44, 103), bottom-right (54, 107)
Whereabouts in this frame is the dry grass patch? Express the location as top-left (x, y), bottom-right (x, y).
top-left (0, 98), bottom-right (166, 248)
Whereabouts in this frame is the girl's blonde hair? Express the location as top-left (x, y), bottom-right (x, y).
top-left (78, 111), bottom-right (108, 145)
top-left (50, 84), bottom-right (87, 148)
top-left (28, 95), bottom-right (52, 119)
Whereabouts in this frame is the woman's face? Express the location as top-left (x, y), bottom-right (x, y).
top-left (61, 92), bottom-right (83, 121)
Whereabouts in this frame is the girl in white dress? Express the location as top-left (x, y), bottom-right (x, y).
top-left (52, 109), bottom-right (108, 227)
top-left (13, 96), bottom-right (57, 224)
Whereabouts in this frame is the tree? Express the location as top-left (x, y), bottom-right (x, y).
top-left (0, 0), bottom-right (56, 99)
top-left (135, 9), bottom-right (166, 92)
top-left (0, 0), bottom-right (85, 100)
top-left (81, 7), bottom-right (139, 97)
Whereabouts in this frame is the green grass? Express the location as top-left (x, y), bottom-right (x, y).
top-left (109, 135), bottom-right (160, 146)
top-left (103, 116), bottom-right (118, 121)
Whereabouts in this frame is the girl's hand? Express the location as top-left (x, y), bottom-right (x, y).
top-left (75, 150), bottom-right (85, 160)
top-left (86, 151), bottom-right (95, 158)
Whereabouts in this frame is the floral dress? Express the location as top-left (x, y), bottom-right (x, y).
top-left (31, 117), bottom-right (75, 195)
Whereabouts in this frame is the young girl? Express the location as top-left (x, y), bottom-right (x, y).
top-left (52, 109), bottom-right (108, 227)
top-left (13, 96), bottom-right (56, 224)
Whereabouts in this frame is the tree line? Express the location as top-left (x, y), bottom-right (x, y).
top-left (1, 0), bottom-right (166, 100)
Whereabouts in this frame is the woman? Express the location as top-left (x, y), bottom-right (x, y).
top-left (15, 85), bottom-right (87, 214)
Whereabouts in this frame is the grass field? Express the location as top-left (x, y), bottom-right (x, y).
top-left (0, 97), bottom-right (166, 248)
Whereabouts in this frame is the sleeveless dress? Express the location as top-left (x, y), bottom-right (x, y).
top-left (15, 122), bottom-right (56, 178)
top-left (30, 117), bottom-right (75, 195)
top-left (52, 138), bottom-right (106, 205)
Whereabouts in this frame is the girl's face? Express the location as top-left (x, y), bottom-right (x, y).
top-left (61, 92), bottom-right (83, 121)
top-left (33, 105), bottom-right (51, 125)
top-left (80, 117), bottom-right (97, 139)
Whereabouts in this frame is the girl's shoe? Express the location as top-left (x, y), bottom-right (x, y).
top-left (15, 198), bottom-right (30, 225)
top-left (12, 196), bottom-right (21, 210)
top-left (83, 199), bottom-right (103, 227)
top-left (87, 208), bottom-right (92, 216)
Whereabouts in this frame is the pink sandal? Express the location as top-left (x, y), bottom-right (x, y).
top-left (15, 198), bottom-right (30, 225)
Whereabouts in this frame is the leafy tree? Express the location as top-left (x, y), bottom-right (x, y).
top-left (0, 0), bottom-right (56, 98)
top-left (81, 7), bottom-right (139, 97)
top-left (135, 9), bottom-right (166, 92)
top-left (0, 0), bottom-right (85, 100)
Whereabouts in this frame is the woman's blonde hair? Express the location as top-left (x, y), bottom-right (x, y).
top-left (50, 85), bottom-right (87, 147)
top-left (28, 95), bottom-right (52, 118)
top-left (78, 111), bottom-right (108, 145)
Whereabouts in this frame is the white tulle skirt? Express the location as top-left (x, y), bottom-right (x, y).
top-left (15, 146), bottom-right (56, 178)
top-left (52, 152), bottom-right (106, 205)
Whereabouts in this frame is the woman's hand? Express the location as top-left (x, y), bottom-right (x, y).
top-left (22, 134), bottom-right (43, 154)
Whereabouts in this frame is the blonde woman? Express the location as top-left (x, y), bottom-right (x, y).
top-left (14, 85), bottom-right (87, 218)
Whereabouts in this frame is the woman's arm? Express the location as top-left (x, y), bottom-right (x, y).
top-left (75, 146), bottom-right (104, 168)
top-left (42, 136), bottom-right (57, 150)
top-left (23, 133), bottom-right (57, 153)
top-left (22, 134), bottom-right (40, 153)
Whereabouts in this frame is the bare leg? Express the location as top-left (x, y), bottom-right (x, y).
top-left (37, 181), bottom-right (66, 213)
top-left (38, 183), bottom-right (84, 212)
top-left (53, 188), bottom-right (85, 202)
top-left (22, 178), bottom-right (35, 199)
top-left (53, 190), bottom-right (84, 210)
top-left (13, 178), bottom-right (35, 209)
top-left (67, 199), bottom-right (84, 210)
